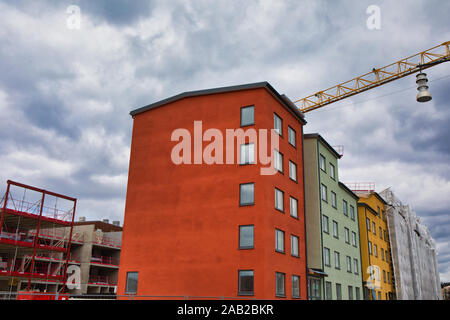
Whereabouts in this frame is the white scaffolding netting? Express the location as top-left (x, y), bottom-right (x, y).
top-left (380, 188), bottom-right (441, 300)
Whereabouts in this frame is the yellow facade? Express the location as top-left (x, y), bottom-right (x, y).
top-left (357, 192), bottom-right (396, 300)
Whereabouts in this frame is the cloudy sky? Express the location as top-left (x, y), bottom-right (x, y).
top-left (0, 0), bottom-right (449, 282)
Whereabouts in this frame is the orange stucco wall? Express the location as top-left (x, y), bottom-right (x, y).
top-left (117, 87), bottom-right (307, 299)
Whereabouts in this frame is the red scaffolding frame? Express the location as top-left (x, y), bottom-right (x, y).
top-left (345, 182), bottom-right (376, 193)
top-left (0, 180), bottom-right (77, 294)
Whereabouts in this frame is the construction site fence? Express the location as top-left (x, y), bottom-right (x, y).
top-left (0, 292), bottom-right (258, 300)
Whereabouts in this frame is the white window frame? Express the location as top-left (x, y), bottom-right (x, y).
top-left (289, 160), bottom-right (297, 182)
top-left (240, 143), bottom-right (255, 165)
top-left (275, 188), bottom-right (284, 212)
top-left (290, 197), bottom-right (298, 218)
top-left (291, 234), bottom-right (299, 257)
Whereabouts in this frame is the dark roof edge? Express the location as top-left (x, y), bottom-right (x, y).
top-left (373, 191), bottom-right (388, 205)
top-left (304, 133), bottom-right (342, 159)
top-left (353, 191), bottom-right (388, 206)
top-left (338, 182), bottom-right (360, 201)
top-left (357, 202), bottom-right (379, 216)
top-left (129, 81), bottom-right (307, 124)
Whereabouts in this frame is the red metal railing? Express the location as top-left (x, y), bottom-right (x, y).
top-left (345, 182), bottom-right (376, 193)
top-left (0, 231), bottom-right (35, 248)
top-left (0, 262), bottom-right (63, 280)
top-left (93, 235), bottom-right (121, 248)
top-left (90, 256), bottom-right (119, 266)
top-left (88, 275), bottom-right (116, 285)
top-left (28, 229), bottom-right (84, 244)
top-left (3, 198), bottom-right (74, 223)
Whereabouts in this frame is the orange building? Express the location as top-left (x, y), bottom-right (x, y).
top-left (117, 82), bottom-right (308, 299)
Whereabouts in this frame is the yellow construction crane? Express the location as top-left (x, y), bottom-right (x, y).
top-left (294, 41), bottom-right (450, 113)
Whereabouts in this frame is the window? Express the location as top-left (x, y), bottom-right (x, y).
top-left (346, 256), bottom-right (352, 273)
top-left (377, 206), bottom-right (381, 216)
top-left (333, 221), bottom-right (339, 239)
top-left (290, 197), bottom-right (298, 219)
top-left (275, 272), bottom-right (286, 297)
top-left (319, 154), bottom-right (326, 172)
top-left (372, 222), bottom-right (376, 234)
top-left (125, 272), bottom-right (138, 294)
top-left (291, 235), bottom-right (299, 257)
top-left (343, 200), bottom-right (348, 216)
top-left (240, 183), bottom-right (254, 206)
top-left (336, 283), bottom-right (342, 300)
top-left (275, 188), bottom-right (284, 212)
top-left (325, 281), bottom-right (332, 300)
top-left (275, 229), bottom-right (285, 253)
top-left (308, 278), bottom-right (321, 300)
top-left (331, 192), bottom-right (337, 208)
top-left (274, 114), bottom-right (282, 136)
top-left (321, 184), bottom-right (328, 202)
top-left (387, 272), bottom-right (390, 284)
top-left (289, 161), bottom-right (297, 182)
top-left (350, 205), bottom-right (355, 220)
top-left (292, 275), bottom-right (300, 298)
top-left (351, 231), bottom-right (357, 247)
top-left (381, 248), bottom-right (385, 261)
top-left (274, 149), bottom-right (283, 173)
top-left (354, 259), bottom-right (359, 275)
top-left (368, 241), bottom-right (372, 255)
top-left (323, 215), bottom-right (329, 234)
top-left (324, 247), bottom-right (331, 267)
top-left (288, 126), bottom-right (296, 147)
top-left (383, 270), bottom-right (386, 283)
top-left (379, 227), bottom-right (383, 239)
top-left (240, 143), bottom-right (254, 165)
top-left (330, 163), bottom-right (335, 180)
top-left (241, 106), bottom-right (254, 127)
top-left (366, 218), bottom-right (371, 231)
top-left (355, 287), bottom-right (361, 300)
top-left (348, 286), bottom-right (353, 300)
top-left (383, 230), bottom-right (387, 241)
top-left (334, 251), bottom-right (340, 270)
top-left (239, 225), bottom-right (254, 249)
top-left (374, 244), bottom-right (378, 257)
top-left (378, 292), bottom-right (381, 300)
top-left (344, 228), bottom-right (350, 244)
top-left (238, 270), bottom-right (254, 295)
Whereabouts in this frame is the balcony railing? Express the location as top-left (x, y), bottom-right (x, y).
top-left (3, 198), bottom-right (74, 224)
top-left (92, 236), bottom-right (121, 249)
top-left (88, 275), bottom-right (116, 286)
top-left (90, 256), bottom-right (119, 266)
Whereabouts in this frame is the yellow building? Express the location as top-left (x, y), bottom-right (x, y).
top-left (356, 192), bottom-right (396, 300)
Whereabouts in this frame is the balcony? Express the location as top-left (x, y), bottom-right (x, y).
top-left (0, 261), bottom-right (64, 281)
top-left (92, 236), bottom-right (121, 249)
top-left (90, 256), bottom-right (119, 268)
top-left (0, 231), bottom-right (68, 253)
top-left (88, 275), bottom-right (116, 286)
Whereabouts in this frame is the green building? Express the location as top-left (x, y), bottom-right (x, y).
top-left (304, 133), bottom-right (363, 300)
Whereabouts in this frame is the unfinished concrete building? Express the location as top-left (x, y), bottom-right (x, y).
top-left (67, 219), bottom-right (122, 296)
top-left (380, 188), bottom-right (441, 300)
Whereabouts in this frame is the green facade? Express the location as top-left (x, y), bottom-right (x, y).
top-left (304, 134), bottom-right (363, 300)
